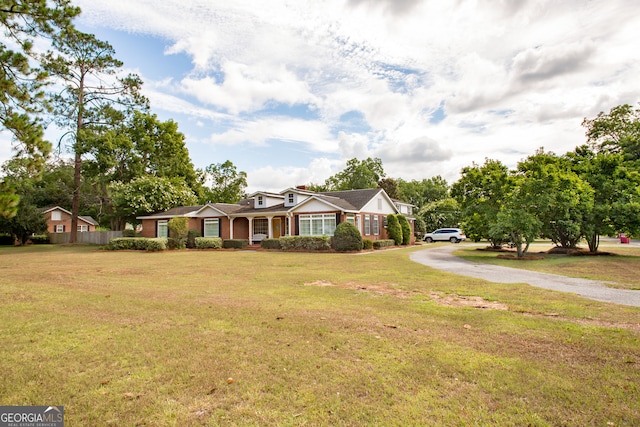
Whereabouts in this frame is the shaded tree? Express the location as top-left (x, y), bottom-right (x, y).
top-left (200, 160), bottom-right (248, 203)
top-left (0, 0), bottom-right (79, 217)
top-left (397, 176), bottom-right (449, 211)
top-left (419, 198), bottom-right (460, 233)
top-left (517, 149), bottom-right (594, 249)
top-left (451, 159), bottom-right (512, 247)
top-left (567, 146), bottom-right (640, 251)
top-left (83, 111), bottom-right (198, 228)
top-left (324, 157), bottom-right (384, 190)
top-left (43, 28), bottom-right (147, 242)
top-left (109, 176), bottom-right (197, 227)
top-left (1, 0), bottom-right (79, 169)
top-left (377, 177), bottom-right (399, 199)
top-left (583, 103), bottom-right (640, 163)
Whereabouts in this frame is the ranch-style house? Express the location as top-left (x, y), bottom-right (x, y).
top-left (137, 186), bottom-right (415, 244)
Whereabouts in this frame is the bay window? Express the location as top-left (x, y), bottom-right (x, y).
top-left (298, 214), bottom-right (337, 236)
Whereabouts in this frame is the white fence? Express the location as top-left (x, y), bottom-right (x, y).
top-left (49, 231), bottom-right (123, 245)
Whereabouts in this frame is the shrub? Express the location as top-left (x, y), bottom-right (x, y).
top-left (280, 236), bottom-right (332, 251)
top-left (261, 238), bottom-right (282, 249)
top-left (332, 222), bottom-right (362, 252)
top-left (29, 234), bottom-right (50, 244)
top-left (373, 239), bottom-right (395, 249)
top-left (107, 237), bottom-right (167, 251)
top-left (186, 229), bottom-right (201, 249)
top-left (168, 217), bottom-right (188, 248)
top-left (195, 237), bottom-right (223, 249)
top-left (362, 238), bottom-right (373, 250)
top-left (167, 237), bottom-right (185, 250)
top-left (223, 239), bottom-right (249, 249)
top-left (0, 234), bottom-right (15, 245)
top-left (387, 215), bottom-right (402, 245)
top-left (122, 229), bottom-right (137, 237)
top-left (397, 215), bottom-right (411, 245)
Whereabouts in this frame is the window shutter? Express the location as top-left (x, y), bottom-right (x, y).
top-left (336, 212), bottom-right (341, 224)
top-left (201, 219), bottom-right (205, 236)
top-left (294, 215), bottom-right (299, 235)
top-left (155, 221), bottom-right (158, 238)
top-left (62, 225), bottom-right (66, 232)
top-left (218, 219), bottom-right (222, 237)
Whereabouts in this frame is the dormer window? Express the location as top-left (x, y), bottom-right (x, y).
top-left (288, 193), bottom-right (294, 204)
top-left (257, 196), bottom-right (264, 206)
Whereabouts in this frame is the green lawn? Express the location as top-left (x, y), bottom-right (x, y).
top-left (1, 245), bottom-right (639, 426)
top-left (455, 242), bottom-right (640, 290)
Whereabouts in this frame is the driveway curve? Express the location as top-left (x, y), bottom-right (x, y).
top-left (410, 245), bottom-right (640, 307)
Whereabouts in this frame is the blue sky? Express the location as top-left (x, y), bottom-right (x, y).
top-left (3, 0), bottom-right (640, 193)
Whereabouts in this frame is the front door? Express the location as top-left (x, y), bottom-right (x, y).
top-left (273, 218), bottom-right (281, 238)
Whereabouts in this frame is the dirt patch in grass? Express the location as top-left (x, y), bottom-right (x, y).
top-left (304, 280), bottom-right (508, 310)
top-left (304, 281), bottom-right (640, 332)
top-left (428, 292), bottom-right (509, 310)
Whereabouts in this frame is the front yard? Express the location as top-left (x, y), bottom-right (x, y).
top-left (1, 245), bottom-right (639, 425)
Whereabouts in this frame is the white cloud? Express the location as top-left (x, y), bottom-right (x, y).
top-left (63, 0), bottom-right (640, 190)
top-left (180, 61), bottom-right (317, 114)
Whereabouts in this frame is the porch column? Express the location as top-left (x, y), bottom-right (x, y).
top-left (248, 217), bottom-right (253, 243)
top-left (267, 216), bottom-right (273, 239)
top-left (229, 217), bottom-right (235, 239)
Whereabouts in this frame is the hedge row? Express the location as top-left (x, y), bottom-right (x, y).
top-left (195, 237), bottom-right (223, 249)
top-left (279, 236), bottom-right (332, 251)
top-left (107, 237), bottom-right (168, 252)
top-left (223, 239), bottom-right (249, 249)
top-left (260, 238), bottom-right (282, 249)
top-left (373, 239), bottom-right (395, 249)
top-left (107, 235), bottom-right (396, 252)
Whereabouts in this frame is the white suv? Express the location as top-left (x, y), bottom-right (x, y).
top-left (423, 228), bottom-right (466, 243)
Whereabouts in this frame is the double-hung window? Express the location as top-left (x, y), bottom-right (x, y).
top-left (78, 225), bottom-right (88, 232)
top-left (298, 214), bottom-right (337, 236)
top-left (52, 211), bottom-right (62, 221)
top-left (364, 215), bottom-right (371, 235)
top-left (204, 218), bottom-right (219, 237)
top-left (373, 215), bottom-right (380, 235)
top-left (54, 225), bottom-right (64, 233)
top-left (157, 220), bottom-right (168, 238)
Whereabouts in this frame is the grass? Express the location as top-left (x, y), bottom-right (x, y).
top-left (1, 244), bottom-right (639, 426)
top-left (455, 242), bottom-right (640, 289)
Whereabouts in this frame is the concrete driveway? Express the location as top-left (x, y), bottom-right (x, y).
top-left (410, 244), bottom-right (640, 307)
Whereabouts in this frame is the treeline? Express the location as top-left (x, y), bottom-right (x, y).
top-left (0, 2), bottom-right (247, 242)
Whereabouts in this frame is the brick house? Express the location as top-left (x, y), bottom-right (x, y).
top-left (43, 206), bottom-right (99, 233)
top-left (137, 187), bottom-right (415, 243)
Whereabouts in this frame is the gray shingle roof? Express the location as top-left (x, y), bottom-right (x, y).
top-left (318, 188), bottom-right (383, 210)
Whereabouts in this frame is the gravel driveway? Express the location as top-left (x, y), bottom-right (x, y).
top-left (410, 244), bottom-right (640, 307)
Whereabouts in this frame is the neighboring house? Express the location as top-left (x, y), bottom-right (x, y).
top-left (43, 206), bottom-right (99, 233)
top-left (137, 187), bottom-right (415, 244)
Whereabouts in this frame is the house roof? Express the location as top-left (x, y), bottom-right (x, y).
top-left (136, 187), bottom-right (404, 219)
top-left (42, 206), bottom-right (99, 225)
top-left (318, 188), bottom-right (385, 210)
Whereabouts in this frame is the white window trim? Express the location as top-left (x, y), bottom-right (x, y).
top-left (373, 215), bottom-right (380, 235)
top-left (298, 214), bottom-right (337, 236)
top-left (52, 211), bottom-right (62, 221)
top-left (364, 214), bottom-right (371, 236)
top-left (204, 218), bottom-right (220, 238)
top-left (54, 225), bottom-right (64, 233)
top-left (78, 225), bottom-right (88, 232)
top-left (157, 220), bottom-right (168, 238)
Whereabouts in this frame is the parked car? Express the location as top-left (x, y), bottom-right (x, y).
top-left (423, 228), bottom-right (466, 243)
